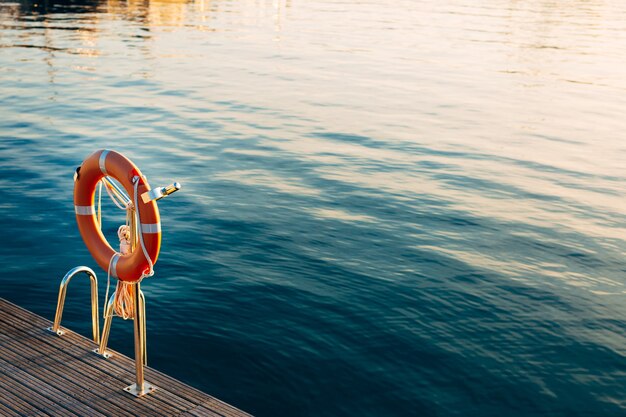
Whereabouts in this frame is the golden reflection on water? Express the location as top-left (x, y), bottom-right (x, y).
top-left (106, 0), bottom-right (190, 27)
top-left (101, 0), bottom-right (292, 29)
top-left (1, 0), bottom-right (625, 294)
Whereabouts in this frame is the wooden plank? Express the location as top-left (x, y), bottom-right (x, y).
top-left (0, 335), bottom-right (146, 417)
top-left (0, 301), bottom-right (246, 417)
top-left (0, 379), bottom-right (49, 416)
top-left (0, 374), bottom-right (77, 417)
top-left (0, 391), bottom-right (21, 417)
top-left (0, 388), bottom-right (44, 416)
top-left (0, 359), bottom-right (83, 417)
top-left (0, 325), bottom-right (185, 417)
top-left (0, 310), bottom-right (197, 416)
top-left (0, 298), bottom-right (251, 417)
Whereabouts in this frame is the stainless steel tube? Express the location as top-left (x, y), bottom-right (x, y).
top-left (103, 177), bottom-right (131, 206)
top-left (51, 266), bottom-right (100, 344)
top-left (133, 282), bottom-right (144, 390)
top-left (97, 292), bottom-right (116, 358)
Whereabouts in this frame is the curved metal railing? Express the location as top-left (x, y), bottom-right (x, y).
top-left (48, 266), bottom-right (100, 344)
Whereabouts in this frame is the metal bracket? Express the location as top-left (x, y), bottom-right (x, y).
top-left (92, 348), bottom-right (112, 359)
top-left (124, 382), bottom-right (157, 397)
top-left (46, 327), bottom-right (65, 336)
top-left (141, 182), bottom-right (181, 203)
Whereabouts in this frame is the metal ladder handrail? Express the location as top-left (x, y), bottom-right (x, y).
top-left (48, 266), bottom-right (100, 344)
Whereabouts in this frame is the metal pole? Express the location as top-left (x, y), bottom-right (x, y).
top-left (124, 281), bottom-right (156, 396)
top-left (134, 282), bottom-right (144, 388)
top-left (139, 289), bottom-right (147, 365)
top-left (95, 292), bottom-right (115, 358)
top-left (102, 177), bottom-right (131, 206)
top-left (89, 271), bottom-right (100, 344)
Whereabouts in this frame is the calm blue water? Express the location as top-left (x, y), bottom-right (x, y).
top-left (1, 0), bottom-right (626, 415)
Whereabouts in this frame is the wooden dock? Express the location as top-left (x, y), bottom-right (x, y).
top-left (0, 298), bottom-right (251, 417)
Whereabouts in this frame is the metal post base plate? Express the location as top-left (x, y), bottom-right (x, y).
top-left (92, 348), bottom-right (112, 359)
top-left (46, 327), bottom-right (65, 336)
top-left (124, 382), bottom-right (157, 397)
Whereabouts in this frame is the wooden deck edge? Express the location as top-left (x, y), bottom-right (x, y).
top-left (0, 297), bottom-right (253, 417)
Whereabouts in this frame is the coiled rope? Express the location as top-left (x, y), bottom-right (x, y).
top-left (97, 177), bottom-right (155, 320)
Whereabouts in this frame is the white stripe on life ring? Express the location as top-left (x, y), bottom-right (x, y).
top-left (99, 150), bottom-right (110, 175)
top-left (141, 223), bottom-right (161, 234)
top-left (75, 205), bottom-right (95, 215)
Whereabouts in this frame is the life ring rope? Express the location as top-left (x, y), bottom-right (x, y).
top-left (96, 174), bottom-right (153, 320)
top-left (133, 175), bottom-right (155, 280)
top-left (98, 177), bottom-right (148, 320)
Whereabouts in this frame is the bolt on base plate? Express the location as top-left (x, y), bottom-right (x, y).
top-left (92, 348), bottom-right (112, 359)
top-left (46, 327), bottom-right (65, 336)
top-left (124, 382), bottom-right (157, 397)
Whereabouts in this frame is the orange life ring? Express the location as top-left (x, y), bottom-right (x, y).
top-left (74, 150), bottom-right (161, 282)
